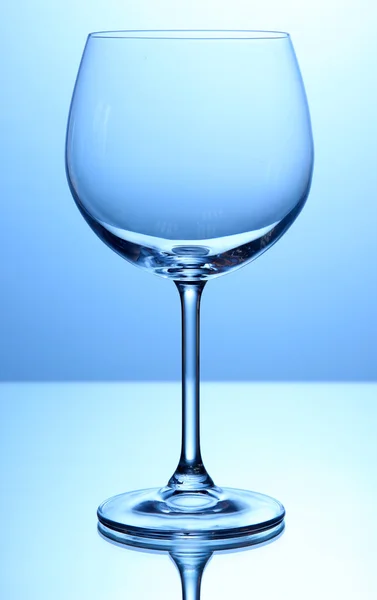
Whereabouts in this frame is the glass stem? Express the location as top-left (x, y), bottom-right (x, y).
top-left (168, 281), bottom-right (214, 491)
top-left (170, 551), bottom-right (212, 600)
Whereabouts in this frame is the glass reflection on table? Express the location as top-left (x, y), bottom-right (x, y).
top-left (97, 523), bottom-right (285, 600)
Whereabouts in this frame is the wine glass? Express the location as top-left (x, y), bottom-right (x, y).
top-left (65, 30), bottom-right (313, 550)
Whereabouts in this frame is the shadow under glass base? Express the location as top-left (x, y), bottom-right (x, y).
top-left (97, 486), bottom-right (285, 551)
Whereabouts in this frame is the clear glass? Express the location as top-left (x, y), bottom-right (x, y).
top-left (66, 30), bottom-right (313, 550)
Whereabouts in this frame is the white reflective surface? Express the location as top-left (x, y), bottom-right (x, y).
top-left (1, 383), bottom-right (376, 598)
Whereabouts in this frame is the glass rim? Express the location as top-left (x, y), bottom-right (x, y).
top-left (88, 30), bottom-right (290, 40)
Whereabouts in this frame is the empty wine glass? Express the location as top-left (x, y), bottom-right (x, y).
top-left (66, 30), bottom-right (313, 549)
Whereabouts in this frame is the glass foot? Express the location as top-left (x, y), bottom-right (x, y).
top-left (97, 486), bottom-right (285, 551)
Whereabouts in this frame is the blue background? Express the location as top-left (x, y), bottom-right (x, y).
top-left (1, 1), bottom-right (376, 381)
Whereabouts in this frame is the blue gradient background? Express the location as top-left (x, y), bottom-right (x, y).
top-left (1, 2), bottom-right (376, 381)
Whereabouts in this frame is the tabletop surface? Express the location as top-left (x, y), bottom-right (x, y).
top-left (1, 382), bottom-right (376, 599)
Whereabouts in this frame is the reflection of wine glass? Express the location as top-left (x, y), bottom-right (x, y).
top-left (66, 30), bottom-right (313, 548)
top-left (98, 524), bottom-right (285, 600)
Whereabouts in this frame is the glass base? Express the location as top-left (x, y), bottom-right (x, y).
top-left (97, 486), bottom-right (285, 551)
